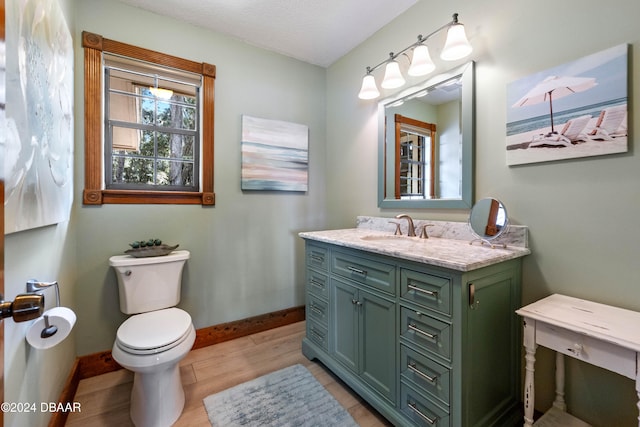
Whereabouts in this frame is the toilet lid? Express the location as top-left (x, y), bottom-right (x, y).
top-left (116, 308), bottom-right (192, 354)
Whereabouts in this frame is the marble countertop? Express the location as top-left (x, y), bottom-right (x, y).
top-left (299, 228), bottom-right (530, 272)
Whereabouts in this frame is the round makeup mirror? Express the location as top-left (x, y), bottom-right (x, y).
top-left (468, 197), bottom-right (508, 248)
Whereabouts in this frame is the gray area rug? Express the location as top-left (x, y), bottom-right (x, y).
top-left (203, 364), bottom-right (359, 426)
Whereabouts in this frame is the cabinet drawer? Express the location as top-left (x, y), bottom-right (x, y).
top-left (401, 307), bottom-right (451, 362)
top-left (331, 250), bottom-right (395, 295)
top-left (306, 244), bottom-right (329, 271)
top-left (401, 269), bottom-right (451, 316)
top-left (401, 382), bottom-right (450, 427)
top-left (536, 321), bottom-right (636, 379)
top-left (307, 319), bottom-right (328, 352)
top-left (400, 344), bottom-right (450, 406)
top-left (307, 269), bottom-right (329, 299)
top-left (307, 294), bottom-right (328, 326)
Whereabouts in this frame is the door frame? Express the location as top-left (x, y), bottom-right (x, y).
top-left (1, 0), bottom-right (7, 424)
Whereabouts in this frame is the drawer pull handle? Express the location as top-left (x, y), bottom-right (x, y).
top-left (408, 362), bottom-right (437, 384)
top-left (310, 254), bottom-right (325, 263)
top-left (347, 266), bottom-right (367, 276)
top-left (310, 304), bottom-right (323, 315)
top-left (408, 284), bottom-right (438, 297)
top-left (310, 279), bottom-right (325, 289)
top-left (310, 328), bottom-right (324, 341)
top-left (409, 323), bottom-right (438, 340)
top-left (407, 401), bottom-right (437, 425)
top-left (351, 299), bottom-right (363, 306)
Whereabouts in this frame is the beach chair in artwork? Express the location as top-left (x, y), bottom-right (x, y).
top-left (587, 105), bottom-right (627, 140)
top-left (530, 114), bottom-right (591, 147)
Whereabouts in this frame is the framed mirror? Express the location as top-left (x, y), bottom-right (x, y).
top-left (378, 62), bottom-right (474, 209)
top-left (468, 197), bottom-right (508, 248)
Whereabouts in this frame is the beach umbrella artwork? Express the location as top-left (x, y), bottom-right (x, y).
top-left (512, 75), bottom-right (597, 134)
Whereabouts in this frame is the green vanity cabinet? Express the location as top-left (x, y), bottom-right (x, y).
top-left (331, 276), bottom-right (396, 403)
top-left (305, 243), bottom-right (330, 351)
top-left (302, 239), bottom-right (523, 427)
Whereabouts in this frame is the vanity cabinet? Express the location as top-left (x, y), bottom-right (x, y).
top-left (302, 239), bottom-right (524, 427)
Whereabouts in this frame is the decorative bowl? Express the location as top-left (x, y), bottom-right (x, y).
top-left (124, 244), bottom-right (179, 258)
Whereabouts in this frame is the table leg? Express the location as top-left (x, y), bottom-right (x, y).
top-left (636, 354), bottom-right (639, 427)
top-left (523, 319), bottom-right (537, 427)
top-left (552, 352), bottom-right (567, 411)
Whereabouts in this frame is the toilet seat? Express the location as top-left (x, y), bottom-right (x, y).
top-left (116, 307), bottom-right (193, 355)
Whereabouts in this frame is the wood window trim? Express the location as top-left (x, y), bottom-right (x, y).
top-left (82, 31), bottom-right (215, 205)
top-left (394, 114), bottom-right (436, 199)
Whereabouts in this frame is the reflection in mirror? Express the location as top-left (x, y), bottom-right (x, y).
top-left (395, 115), bottom-right (436, 199)
top-left (468, 197), bottom-right (509, 248)
top-left (378, 62), bottom-right (474, 209)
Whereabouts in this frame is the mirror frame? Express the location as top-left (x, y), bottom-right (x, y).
top-left (377, 61), bottom-right (475, 209)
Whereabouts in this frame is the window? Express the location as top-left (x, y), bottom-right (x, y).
top-left (394, 114), bottom-right (436, 200)
top-left (82, 31), bottom-right (216, 205)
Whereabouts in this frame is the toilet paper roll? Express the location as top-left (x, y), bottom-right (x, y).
top-left (26, 307), bottom-right (76, 349)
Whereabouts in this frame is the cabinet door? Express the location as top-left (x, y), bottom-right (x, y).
top-left (331, 278), bottom-right (359, 372)
top-left (360, 288), bottom-right (396, 403)
top-left (464, 271), bottom-right (520, 427)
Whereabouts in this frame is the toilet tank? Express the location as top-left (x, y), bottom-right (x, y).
top-left (109, 250), bottom-right (190, 314)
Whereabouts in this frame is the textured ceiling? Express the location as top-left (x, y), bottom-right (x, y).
top-left (119, 0), bottom-right (417, 67)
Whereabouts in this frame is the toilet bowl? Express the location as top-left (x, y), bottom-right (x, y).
top-left (109, 250), bottom-right (193, 427)
top-left (112, 308), bottom-right (196, 427)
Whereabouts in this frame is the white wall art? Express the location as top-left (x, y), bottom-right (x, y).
top-left (506, 44), bottom-right (628, 166)
top-left (241, 115), bottom-right (309, 192)
top-left (4, 0), bottom-right (74, 233)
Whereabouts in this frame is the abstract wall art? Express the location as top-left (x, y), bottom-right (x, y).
top-left (241, 115), bottom-right (309, 192)
top-left (4, 0), bottom-right (74, 233)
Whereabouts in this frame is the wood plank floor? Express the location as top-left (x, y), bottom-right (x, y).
top-left (66, 321), bottom-right (392, 426)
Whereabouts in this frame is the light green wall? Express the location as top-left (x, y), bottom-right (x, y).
top-left (73, 0), bottom-right (327, 356)
top-left (327, 0), bottom-right (640, 425)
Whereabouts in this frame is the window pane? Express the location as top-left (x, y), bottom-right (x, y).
top-left (157, 133), bottom-right (194, 160)
top-left (109, 91), bottom-right (140, 125)
top-left (157, 160), bottom-right (194, 186)
top-left (111, 155), bottom-right (155, 185)
top-left (154, 98), bottom-right (197, 131)
top-left (111, 125), bottom-right (141, 152)
top-left (103, 53), bottom-right (201, 193)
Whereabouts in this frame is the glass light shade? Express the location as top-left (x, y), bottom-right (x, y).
top-left (440, 23), bottom-right (472, 61)
top-left (358, 74), bottom-right (380, 100)
top-left (408, 45), bottom-right (436, 76)
top-left (381, 60), bottom-right (405, 89)
top-left (149, 87), bottom-right (174, 99)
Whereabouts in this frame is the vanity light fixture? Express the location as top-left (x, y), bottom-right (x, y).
top-left (358, 13), bottom-right (472, 100)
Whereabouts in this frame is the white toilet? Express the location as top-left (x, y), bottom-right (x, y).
top-left (109, 250), bottom-right (195, 427)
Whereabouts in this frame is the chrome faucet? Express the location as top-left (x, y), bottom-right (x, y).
top-left (395, 214), bottom-right (416, 237)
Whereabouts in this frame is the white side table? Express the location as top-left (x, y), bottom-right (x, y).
top-left (516, 294), bottom-right (640, 427)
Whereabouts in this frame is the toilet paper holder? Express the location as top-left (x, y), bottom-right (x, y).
top-left (26, 279), bottom-right (61, 307)
top-left (26, 280), bottom-right (63, 337)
